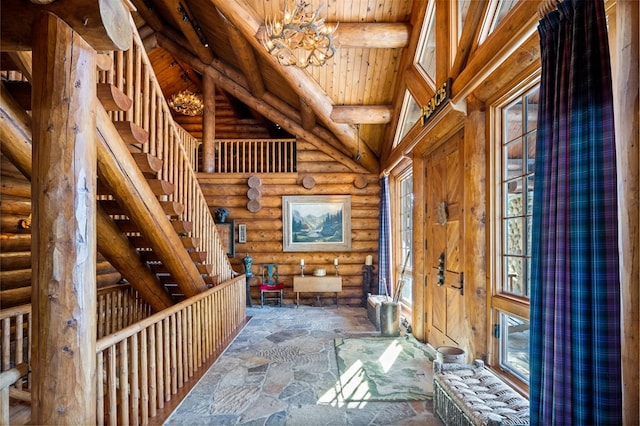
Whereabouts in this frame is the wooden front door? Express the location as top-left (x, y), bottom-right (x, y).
top-left (425, 131), bottom-right (465, 347)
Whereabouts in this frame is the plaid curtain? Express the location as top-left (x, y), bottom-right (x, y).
top-left (378, 175), bottom-right (392, 296)
top-left (530, 1), bottom-right (622, 424)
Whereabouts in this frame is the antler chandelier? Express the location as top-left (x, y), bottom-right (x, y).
top-left (168, 90), bottom-right (204, 116)
top-left (262, 0), bottom-right (337, 69)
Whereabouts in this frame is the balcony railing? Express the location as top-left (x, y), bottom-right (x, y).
top-left (212, 139), bottom-right (297, 174)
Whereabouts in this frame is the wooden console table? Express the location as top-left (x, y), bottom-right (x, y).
top-left (293, 276), bottom-right (342, 308)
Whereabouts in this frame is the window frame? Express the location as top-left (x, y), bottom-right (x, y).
top-left (488, 72), bottom-right (540, 394)
top-left (391, 165), bottom-right (414, 311)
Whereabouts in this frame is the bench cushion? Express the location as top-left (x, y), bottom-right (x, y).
top-left (433, 360), bottom-right (529, 426)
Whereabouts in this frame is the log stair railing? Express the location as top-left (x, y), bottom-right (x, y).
top-left (94, 96), bottom-right (219, 302)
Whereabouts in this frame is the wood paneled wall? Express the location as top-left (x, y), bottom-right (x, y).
top-left (198, 141), bottom-right (380, 306)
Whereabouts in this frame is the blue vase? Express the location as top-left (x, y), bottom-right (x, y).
top-left (243, 253), bottom-right (253, 275)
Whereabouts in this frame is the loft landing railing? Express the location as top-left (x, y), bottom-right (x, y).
top-left (211, 139), bottom-right (297, 173)
top-left (97, 15), bottom-right (233, 282)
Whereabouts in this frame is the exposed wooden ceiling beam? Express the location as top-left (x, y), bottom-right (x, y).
top-left (129, 0), bottom-right (165, 32)
top-left (6, 52), bottom-right (33, 80)
top-left (299, 98), bottom-right (316, 130)
top-left (156, 33), bottom-right (372, 174)
top-left (155, 0), bottom-right (214, 64)
top-left (0, 0), bottom-right (131, 51)
top-left (330, 105), bottom-right (393, 124)
top-left (206, 0), bottom-right (378, 173)
top-left (255, 22), bottom-right (410, 49)
top-left (333, 23), bottom-right (410, 48)
top-left (221, 15), bottom-right (266, 98)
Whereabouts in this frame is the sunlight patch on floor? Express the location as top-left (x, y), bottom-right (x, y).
top-left (377, 339), bottom-right (402, 373)
top-left (317, 359), bottom-right (370, 408)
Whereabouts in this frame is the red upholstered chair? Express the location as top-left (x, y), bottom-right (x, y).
top-left (259, 263), bottom-right (284, 307)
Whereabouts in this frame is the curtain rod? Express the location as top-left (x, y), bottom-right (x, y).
top-left (538, 0), bottom-right (561, 18)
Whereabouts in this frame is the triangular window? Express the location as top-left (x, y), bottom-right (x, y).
top-left (392, 91), bottom-right (421, 148)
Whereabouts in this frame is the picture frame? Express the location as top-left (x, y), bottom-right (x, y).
top-left (238, 223), bottom-right (247, 243)
top-left (282, 195), bottom-right (351, 252)
top-left (215, 220), bottom-right (235, 256)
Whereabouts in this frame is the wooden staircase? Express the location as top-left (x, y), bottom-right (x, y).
top-left (0, 11), bottom-right (239, 425)
top-left (94, 106), bottom-right (220, 302)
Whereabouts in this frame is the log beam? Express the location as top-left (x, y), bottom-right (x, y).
top-left (330, 105), bottom-right (393, 124)
top-left (1, 0), bottom-right (132, 51)
top-left (333, 23), bottom-right (410, 48)
top-left (300, 98), bottom-right (316, 131)
top-left (615, 0), bottom-right (640, 421)
top-left (31, 13), bottom-right (97, 423)
top-left (156, 0), bottom-right (213, 64)
top-left (224, 18), bottom-right (266, 98)
top-left (462, 95), bottom-right (487, 360)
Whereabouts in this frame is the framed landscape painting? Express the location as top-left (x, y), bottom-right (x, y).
top-left (282, 195), bottom-right (351, 252)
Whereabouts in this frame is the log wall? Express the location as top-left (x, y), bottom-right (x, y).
top-left (198, 140), bottom-right (380, 306)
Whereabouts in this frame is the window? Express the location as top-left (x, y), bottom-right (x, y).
top-left (392, 91), bottom-right (421, 148)
top-left (498, 311), bottom-right (530, 382)
top-left (395, 169), bottom-right (413, 306)
top-left (478, 0), bottom-right (521, 45)
top-left (417, 1), bottom-right (437, 82)
top-left (491, 82), bottom-right (539, 386)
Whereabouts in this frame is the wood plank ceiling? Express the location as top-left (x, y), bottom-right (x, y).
top-left (131, 0), bottom-right (416, 173)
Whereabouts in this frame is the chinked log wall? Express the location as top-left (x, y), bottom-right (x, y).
top-left (198, 140), bottom-right (380, 306)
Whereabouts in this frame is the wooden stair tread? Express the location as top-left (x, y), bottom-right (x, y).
top-left (181, 237), bottom-right (200, 250)
top-left (189, 251), bottom-right (207, 263)
top-left (171, 220), bottom-right (193, 234)
top-left (131, 152), bottom-right (163, 175)
top-left (112, 121), bottom-right (149, 145)
top-left (147, 179), bottom-right (174, 196)
top-left (97, 83), bottom-right (132, 112)
top-left (196, 264), bottom-right (214, 275)
top-left (159, 200), bottom-right (184, 217)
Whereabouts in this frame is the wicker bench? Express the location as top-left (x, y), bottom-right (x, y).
top-left (433, 360), bottom-right (529, 426)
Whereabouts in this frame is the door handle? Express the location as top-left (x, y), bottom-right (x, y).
top-left (437, 252), bottom-right (445, 286)
top-left (450, 272), bottom-right (464, 296)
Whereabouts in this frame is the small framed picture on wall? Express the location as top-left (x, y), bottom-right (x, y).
top-left (238, 223), bottom-right (247, 243)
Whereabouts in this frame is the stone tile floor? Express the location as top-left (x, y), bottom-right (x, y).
top-left (164, 304), bottom-right (443, 426)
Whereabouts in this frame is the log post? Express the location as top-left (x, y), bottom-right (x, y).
top-left (615, 0), bottom-right (639, 421)
top-left (462, 95), bottom-right (487, 360)
top-left (30, 12), bottom-right (97, 424)
top-left (411, 156), bottom-right (426, 342)
top-left (201, 71), bottom-right (216, 173)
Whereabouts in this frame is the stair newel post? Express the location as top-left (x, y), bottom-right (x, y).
top-left (31, 12), bottom-right (97, 424)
